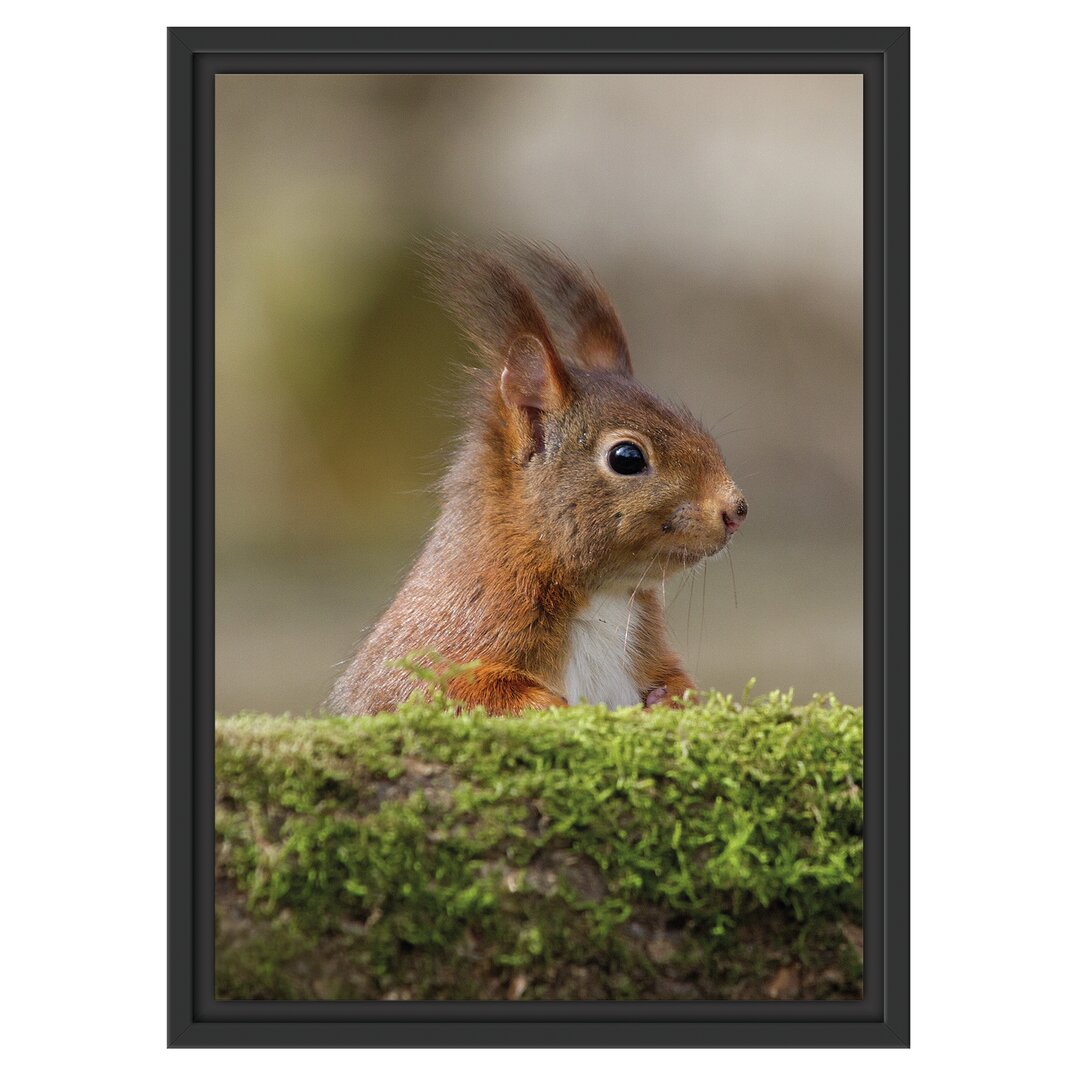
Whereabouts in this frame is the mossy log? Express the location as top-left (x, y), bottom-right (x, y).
top-left (216, 690), bottom-right (863, 1001)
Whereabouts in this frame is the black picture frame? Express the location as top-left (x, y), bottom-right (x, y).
top-left (168, 26), bottom-right (909, 1049)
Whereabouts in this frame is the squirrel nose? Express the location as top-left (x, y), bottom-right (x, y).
top-left (722, 496), bottom-right (748, 534)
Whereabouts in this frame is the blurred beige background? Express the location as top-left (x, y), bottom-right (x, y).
top-left (215, 74), bottom-right (863, 714)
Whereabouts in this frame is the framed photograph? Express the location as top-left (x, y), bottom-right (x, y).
top-left (169, 26), bottom-right (909, 1048)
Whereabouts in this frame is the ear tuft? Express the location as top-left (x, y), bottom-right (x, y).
top-left (420, 237), bottom-right (573, 461)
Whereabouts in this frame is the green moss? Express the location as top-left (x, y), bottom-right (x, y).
top-left (216, 687), bottom-right (863, 1000)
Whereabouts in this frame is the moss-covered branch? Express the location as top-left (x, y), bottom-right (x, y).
top-left (216, 690), bottom-right (863, 1000)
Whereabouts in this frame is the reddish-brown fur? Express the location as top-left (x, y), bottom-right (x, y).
top-left (325, 239), bottom-right (746, 715)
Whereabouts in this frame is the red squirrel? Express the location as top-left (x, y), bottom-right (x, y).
top-left (326, 239), bottom-right (747, 715)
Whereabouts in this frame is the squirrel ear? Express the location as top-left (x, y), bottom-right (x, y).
top-left (502, 240), bottom-right (633, 377)
top-left (577, 320), bottom-right (633, 376)
top-left (500, 334), bottom-right (572, 414)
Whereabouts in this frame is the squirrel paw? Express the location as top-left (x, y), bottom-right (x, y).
top-left (645, 685), bottom-right (680, 709)
top-left (644, 683), bottom-right (700, 709)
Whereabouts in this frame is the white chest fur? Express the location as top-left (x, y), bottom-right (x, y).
top-left (562, 588), bottom-right (643, 708)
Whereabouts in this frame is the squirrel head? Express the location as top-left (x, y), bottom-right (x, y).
top-left (426, 238), bottom-right (747, 585)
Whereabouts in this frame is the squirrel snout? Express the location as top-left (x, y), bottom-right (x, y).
top-left (699, 489), bottom-right (747, 536)
top-left (668, 489), bottom-right (747, 551)
top-left (722, 496), bottom-right (749, 534)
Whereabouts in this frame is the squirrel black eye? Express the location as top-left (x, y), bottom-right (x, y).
top-left (608, 441), bottom-right (648, 475)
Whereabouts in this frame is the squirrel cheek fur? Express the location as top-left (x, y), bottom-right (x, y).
top-left (325, 239), bottom-right (747, 716)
